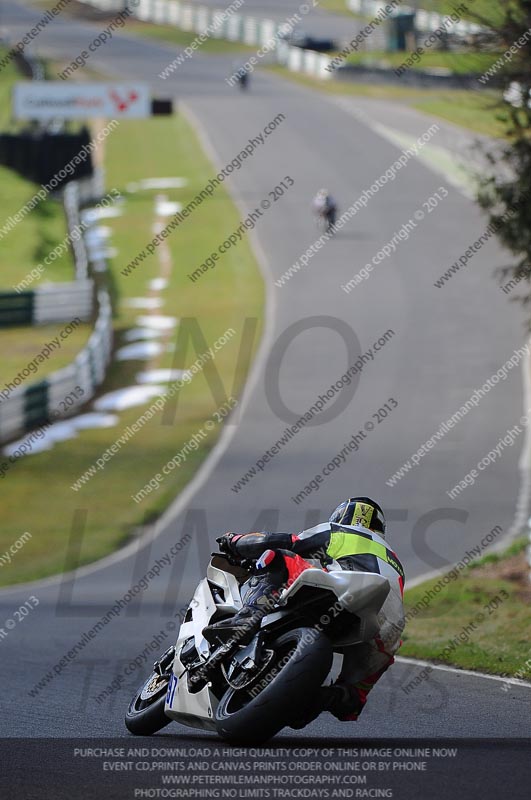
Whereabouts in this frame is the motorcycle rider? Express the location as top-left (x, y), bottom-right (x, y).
top-left (313, 188), bottom-right (337, 231)
top-left (231, 61), bottom-right (249, 90)
top-left (237, 70), bottom-right (249, 90)
top-left (203, 497), bottom-right (405, 724)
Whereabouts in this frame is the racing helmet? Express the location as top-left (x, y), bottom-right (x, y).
top-left (329, 497), bottom-right (386, 536)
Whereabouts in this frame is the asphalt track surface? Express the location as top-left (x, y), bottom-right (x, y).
top-left (0, 0), bottom-right (529, 786)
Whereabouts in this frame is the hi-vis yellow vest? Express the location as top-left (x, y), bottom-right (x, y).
top-left (327, 529), bottom-right (405, 581)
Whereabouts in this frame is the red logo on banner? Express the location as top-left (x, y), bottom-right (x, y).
top-left (108, 89), bottom-right (140, 113)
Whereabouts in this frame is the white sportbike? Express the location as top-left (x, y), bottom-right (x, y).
top-left (125, 553), bottom-right (390, 743)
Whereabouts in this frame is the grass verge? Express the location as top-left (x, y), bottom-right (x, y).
top-left (315, 0), bottom-right (501, 23)
top-left (422, 0), bottom-right (503, 26)
top-left (0, 112), bottom-right (264, 587)
top-left (344, 49), bottom-right (499, 75)
top-left (401, 539), bottom-right (531, 677)
top-left (0, 324), bottom-right (92, 393)
top-left (0, 163), bottom-right (78, 290)
top-left (319, 0), bottom-right (364, 15)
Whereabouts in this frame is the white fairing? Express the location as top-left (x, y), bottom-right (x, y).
top-left (205, 561), bottom-right (244, 614)
top-left (164, 560), bottom-right (390, 729)
top-left (278, 569), bottom-right (390, 643)
top-left (164, 567), bottom-right (244, 730)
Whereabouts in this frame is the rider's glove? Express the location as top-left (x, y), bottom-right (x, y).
top-left (216, 533), bottom-right (239, 556)
top-left (216, 533), bottom-right (252, 568)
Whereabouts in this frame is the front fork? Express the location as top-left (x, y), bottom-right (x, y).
top-left (153, 646), bottom-right (176, 678)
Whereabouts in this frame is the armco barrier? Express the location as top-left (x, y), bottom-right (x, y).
top-left (34, 280), bottom-right (94, 324)
top-left (0, 289), bottom-right (113, 444)
top-left (278, 44), bottom-right (333, 79)
top-left (0, 293), bottom-right (34, 327)
top-left (0, 280), bottom-right (94, 327)
top-left (0, 173), bottom-right (113, 444)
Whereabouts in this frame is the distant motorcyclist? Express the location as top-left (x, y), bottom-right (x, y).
top-left (313, 188), bottom-right (337, 232)
top-left (237, 71), bottom-right (248, 90)
top-left (203, 497), bottom-right (405, 725)
top-left (232, 62), bottom-right (249, 90)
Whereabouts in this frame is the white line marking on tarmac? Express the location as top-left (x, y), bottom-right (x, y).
top-left (397, 655), bottom-right (531, 690)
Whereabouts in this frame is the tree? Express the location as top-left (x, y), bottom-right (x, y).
top-left (476, 1), bottom-right (531, 317)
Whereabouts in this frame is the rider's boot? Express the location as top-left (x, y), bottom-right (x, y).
top-left (202, 549), bottom-right (315, 645)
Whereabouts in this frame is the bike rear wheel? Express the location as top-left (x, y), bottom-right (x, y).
top-left (215, 627), bottom-right (333, 744)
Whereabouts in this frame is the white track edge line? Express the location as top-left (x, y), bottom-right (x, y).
top-left (397, 655), bottom-right (531, 690)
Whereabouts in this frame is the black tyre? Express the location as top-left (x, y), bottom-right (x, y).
top-left (215, 627), bottom-right (333, 744)
top-left (125, 672), bottom-right (172, 736)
